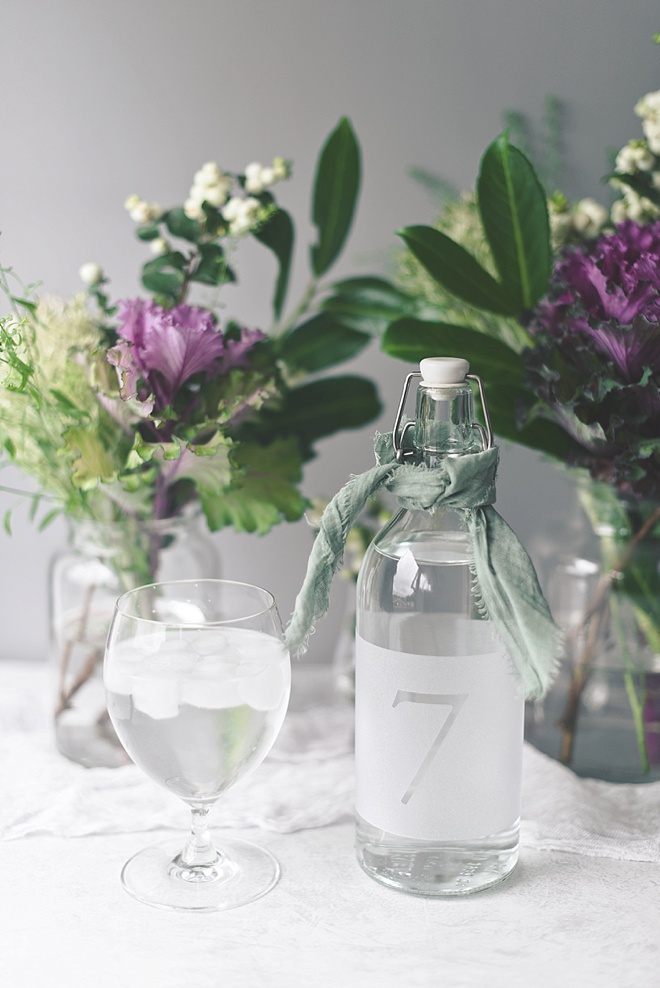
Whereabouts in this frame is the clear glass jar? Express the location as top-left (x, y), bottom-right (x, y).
top-left (526, 482), bottom-right (660, 783)
top-left (50, 510), bottom-right (219, 768)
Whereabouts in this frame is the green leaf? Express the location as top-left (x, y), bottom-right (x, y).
top-left (37, 508), bottom-right (61, 532)
top-left (382, 318), bottom-right (523, 384)
top-left (126, 434), bottom-right (183, 469)
top-left (175, 434), bottom-right (233, 497)
top-left (49, 388), bottom-right (82, 414)
top-left (311, 118), bottom-right (361, 276)
top-left (28, 494), bottom-right (40, 522)
top-left (254, 208), bottom-right (294, 319)
top-left (141, 255), bottom-right (186, 297)
top-left (477, 133), bottom-right (551, 310)
top-left (3, 510), bottom-right (11, 536)
top-left (191, 243), bottom-right (227, 286)
top-left (201, 202), bottom-right (227, 236)
top-left (252, 375), bottom-right (381, 452)
top-left (486, 385), bottom-right (584, 460)
top-left (279, 313), bottom-right (370, 372)
top-left (320, 277), bottom-right (417, 336)
top-left (202, 437), bottom-right (307, 534)
top-left (64, 427), bottom-right (117, 490)
top-left (164, 207), bottom-right (202, 243)
top-left (136, 225), bottom-right (162, 242)
top-left (398, 226), bottom-right (514, 315)
top-left (638, 437), bottom-right (660, 459)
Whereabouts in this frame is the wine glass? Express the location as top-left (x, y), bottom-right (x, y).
top-left (103, 578), bottom-right (291, 912)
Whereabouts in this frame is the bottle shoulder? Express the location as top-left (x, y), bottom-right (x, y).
top-left (368, 507), bottom-right (471, 567)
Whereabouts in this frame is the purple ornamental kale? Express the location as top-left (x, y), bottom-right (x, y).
top-left (108, 299), bottom-right (265, 412)
top-left (523, 220), bottom-right (660, 499)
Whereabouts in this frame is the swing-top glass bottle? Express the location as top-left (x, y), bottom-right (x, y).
top-left (355, 357), bottom-right (524, 895)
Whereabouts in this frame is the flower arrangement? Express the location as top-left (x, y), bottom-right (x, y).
top-left (0, 119), bottom-right (382, 551)
top-left (377, 64), bottom-right (660, 779)
top-left (523, 219), bottom-right (660, 503)
top-left (0, 119), bottom-right (393, 764)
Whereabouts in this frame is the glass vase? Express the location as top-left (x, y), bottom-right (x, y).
top-left (50, 510), bottom-right (219, 768)
top-left (525, 480), bottom-right (660, 783)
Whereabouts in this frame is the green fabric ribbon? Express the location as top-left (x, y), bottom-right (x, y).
top-left (285, 434), bottom-right (561, 700)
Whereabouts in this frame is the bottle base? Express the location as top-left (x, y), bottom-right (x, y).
top-left (355, 816), bottom-right (519, 896)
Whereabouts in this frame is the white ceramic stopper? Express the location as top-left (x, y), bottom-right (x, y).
top-left (419, 356), bottom-right (469, 386)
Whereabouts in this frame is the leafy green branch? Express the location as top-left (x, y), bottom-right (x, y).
top-left (376, 132), bottom-right (574, 461)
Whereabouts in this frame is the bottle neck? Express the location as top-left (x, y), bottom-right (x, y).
top-left (412, 381), bottom-right (481, 466)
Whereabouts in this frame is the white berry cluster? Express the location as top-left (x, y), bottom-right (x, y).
top-left (123, 194), bottom-right (164, 225)
top-left (548, 195), bottom-right (609, 248)
top-left (182, 157), bottom-right (290, 234)
top-left (243, 156), bottom-right (289, 194)
top-left (635, 90), bottom-right (660, 153)
top-left (183, 162), bottom-right (233, 220)
top-left (609, 89), bottom-right (660, 224)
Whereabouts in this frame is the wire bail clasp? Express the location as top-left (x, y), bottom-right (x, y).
top-left (392, 372), bottom-right (421, 462)
top-left (466, 374), bottom-right (494, 451)
top-left (391, 369), bottom-right (494, 461)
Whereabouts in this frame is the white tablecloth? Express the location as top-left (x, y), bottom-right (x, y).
top-left (1, 660), bottom-right (658, 988)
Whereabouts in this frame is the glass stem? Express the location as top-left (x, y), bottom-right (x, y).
top-left (180, 806), bottom-right (219, 869)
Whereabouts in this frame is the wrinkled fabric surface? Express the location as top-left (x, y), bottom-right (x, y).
top-left (2, 664), bottom-right (659, 862)
top-left (285, 435), bottom-right (562, 699)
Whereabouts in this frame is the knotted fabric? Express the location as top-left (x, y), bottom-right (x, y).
top-left (285, 434), bottom-right (561, 700)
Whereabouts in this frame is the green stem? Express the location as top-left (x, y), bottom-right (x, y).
top-left (611, 594), bottom-right (650, 775)
top-left (272, 278), bottom-right (318, 337)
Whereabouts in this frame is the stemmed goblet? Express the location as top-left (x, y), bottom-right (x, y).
top-left (104, 579), bottom-right (291, 911)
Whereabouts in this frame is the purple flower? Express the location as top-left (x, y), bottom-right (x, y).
top-left (523, 220), bottom-right (660, 499)
top-left (529, 220), bottom-right (660, 379)
top-left (108, 299), bottom-right (265, 411)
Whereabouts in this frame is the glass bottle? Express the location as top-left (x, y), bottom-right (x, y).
top-left (50, 509), bottom-right (219, 768)
top-left (355, 357), bottom-right (524, 895)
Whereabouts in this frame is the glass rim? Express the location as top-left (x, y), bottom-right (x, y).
top-left (114, 578), bottom-right (278, 626)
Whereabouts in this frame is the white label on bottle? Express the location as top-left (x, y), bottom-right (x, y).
top-left (355, 635), bottom-right (524, 841)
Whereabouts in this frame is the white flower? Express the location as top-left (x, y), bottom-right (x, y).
top-left (614, 140), bottom-right (654, 173)
top-left (187, 162), bottom-right (233, 212)
top-left (78, 262), bottom-right (103, 286)
top-left (244, 162), bottom-right (268, 194)
top-left (271, 156), bottom-right (289, 182)
top-left (149, 237), bottom-right (169, 256)
top-left (642, 119), bottom-right (660, 155)
top-left (195, 161), bottom-right (227, 184)
top-left (183, 197), bottom-right (203, 220)
top-left (123, 194), bottom-right (163, 224)
top-left (549, 209), bottom-right (573, 243)
top-left (635, 89), bottom-right (660, 122)
top-left (639, 196), bottom-right (660, 219)
top-left (222, 195), bottom-right (263, 235)
top-left (610, 199), bottom-right (629, 225)
top-left (244, 157), bottom-right (290, 194)
top-left (571, 198), bottom-right (608, 236)
top-left (611, 190), bottom-right (660, 223)
top-left (200, 184), bottom-right (229, 207)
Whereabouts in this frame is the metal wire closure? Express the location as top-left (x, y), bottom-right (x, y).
top-left (391, 371), bottom-right (493, 462)
top-left (466, 374), bottom-right (494, 451)
top-left (392, 372), bottom-right (421, 462)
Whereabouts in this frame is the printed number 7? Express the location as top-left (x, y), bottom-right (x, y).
top-left (392, 691), bottom-right (468, 804)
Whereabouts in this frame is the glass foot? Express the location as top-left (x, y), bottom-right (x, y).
top-left (120, 832), bottom-right (280, 912)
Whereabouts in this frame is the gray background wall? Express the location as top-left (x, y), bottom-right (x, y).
top-left (1, 0), bottom-right (658, 663)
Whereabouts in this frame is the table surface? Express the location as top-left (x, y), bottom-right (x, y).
top-left (1, 660), bottom-right (659, 988)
